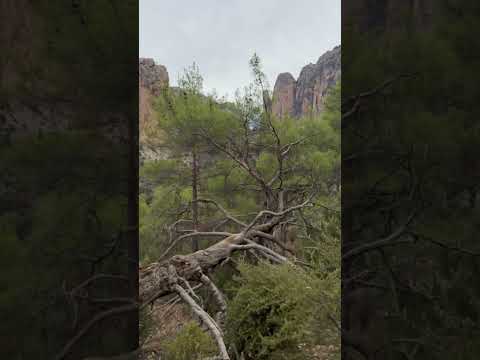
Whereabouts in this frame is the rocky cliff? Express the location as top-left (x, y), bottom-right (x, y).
top-left (139, 58), bottom-right (169, 163)
top-left (272, 46), bottom-right (340, 118)
top-left (139, 58), bottom-right (169, 95)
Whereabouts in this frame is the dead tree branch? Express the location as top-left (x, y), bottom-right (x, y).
top-left (200, 273), bottom-right (228, 329)
top-left (168, 266), bottom-right (230, 360)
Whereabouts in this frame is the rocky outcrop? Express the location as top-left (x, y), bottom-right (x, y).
top-left (272, 73), bottom-right (297, 118)
top-left (272, 46), bottom-right (340, 118)
top-left (139, 58), bottom-right (170, 163)
top-left (139, 58), bottom-right (169, 95)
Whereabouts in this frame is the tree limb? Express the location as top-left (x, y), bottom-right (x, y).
top-left (169, 266), bottom-right (230, 360)
top-left (160, 231), bottom-right (232, 260)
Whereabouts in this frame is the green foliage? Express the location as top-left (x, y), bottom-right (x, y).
top-left (154, 63), bottom-right (236, 152)
top-left (249, 52), bottom-right (270, 91)
top-left (226, 262), bottom-right (312, 360)
top-left (139, 181), bottom-right (187, 264)
top-left (162, 321), bottom-right (216, 360)
top-left (154, 87), bottom-right (209, 149)
top-left (226, 262), bottom-right (339, 360)
top-left (178, 62), bottom-right (204, 93)
top-left (141, 55), bottom-right (341, 358)
top-left (302, 197), bottom-right (341, 278)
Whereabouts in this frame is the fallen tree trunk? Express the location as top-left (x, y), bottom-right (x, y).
top-left (140, 233), bottom-right (244, 304)
top-left (57, 198), bottom-right (312, 360)
top-left (137, 201), bottom-right (314, 359)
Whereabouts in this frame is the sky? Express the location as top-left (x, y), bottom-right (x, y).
top-left (140, 0), bottom-right (340, 100)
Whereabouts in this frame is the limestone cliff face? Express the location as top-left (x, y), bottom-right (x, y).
top-left (139, 58), bottom-right (169, 163)
top-left (295, 46), bottom-right (341, 116)
top-left (272, 46), bottom-right (340, 118)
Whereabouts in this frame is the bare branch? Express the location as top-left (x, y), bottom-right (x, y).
top-left (170, 271), bottom-right (230, 360)
top-left (195, 198), bottom-right (247, 227)
top-left (251, 229), bottom-right (295, 255)
top-left (198, 129), bottom-right (268, 190)
top-left (244, 196), bottom-right (314, 234)
top-left (231, 244), bottom-right (284, 263)
top-left (232, 239), bottom-right (288, 264)
top-left (200, 274), bottom-right (227, 329)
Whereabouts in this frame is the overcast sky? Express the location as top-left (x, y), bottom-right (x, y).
top-left (140, 0), bottom-right (340, 99)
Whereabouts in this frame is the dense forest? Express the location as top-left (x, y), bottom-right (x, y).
top-left (138, 56), bottom-right (341, 359)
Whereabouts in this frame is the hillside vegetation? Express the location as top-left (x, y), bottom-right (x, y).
top-left (139, 55), bottom-right (341, 360)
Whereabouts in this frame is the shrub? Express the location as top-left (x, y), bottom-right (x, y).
top-left (163, 321), bottom-right (216, 360)
top-left (226, 262), bottom-right (316, 360)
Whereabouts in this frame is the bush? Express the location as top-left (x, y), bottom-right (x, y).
top-left (163, 321), bottom-right (216, 360)
top-left (226, 262), bottom-right (317, 360)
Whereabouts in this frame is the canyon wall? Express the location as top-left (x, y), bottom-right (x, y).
top-left (272, 46), bottom-right (340, 118)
